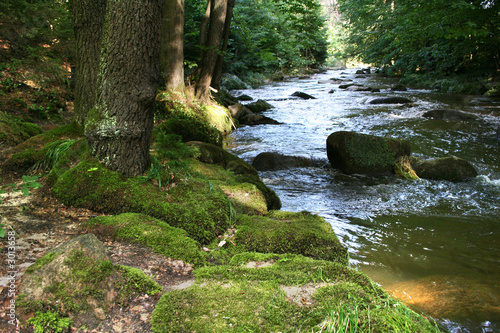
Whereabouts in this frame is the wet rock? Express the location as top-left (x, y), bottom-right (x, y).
top-left (339, 83), bottom-right (356, 89)
top-left (422, 109), bottom-right (479, 121)
top-left (326, 131), bottom-right (411, 175)
top-left (369, 97), bottom-right (413, 104)
top-left (291, 91), bottom-right (316, 99)
top-left (391, 84), bottom-right (407, 91)
top-left (228, 103), bottom-right (251, 120)
top-left (252, 152), bottom-right (321, 171)
top-left (411, 156), bottom-right (477, 182)
top-left (245, 99), bottom-right (274, 113)
top-left (236, 94), bottom-right (253, 101)
top-left (240, 114), bottom-right (281, 126)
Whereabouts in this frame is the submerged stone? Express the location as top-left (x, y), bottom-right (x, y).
top-left (369, 97), bottom-right (413, 104)
top-left (422, 109), bottom-right (479, 121)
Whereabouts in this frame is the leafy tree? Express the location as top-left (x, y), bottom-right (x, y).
top-left (337, 0), bottom-right (499, 76)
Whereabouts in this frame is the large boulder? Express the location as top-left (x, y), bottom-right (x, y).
top-left (422, 109), bottom-right (478, 121)
top-left (18, 234), bottom-right (162, 330)
top-left (229, 103), bottom-right (281, 126)
top-left (411, 156), bottom-right (477, 181)
top-left (369, 97), bottom-right (413, 104)
top-left (252, 152), bottom-right (321, 171)
top-left (326, 131), bottom-right (411, 175)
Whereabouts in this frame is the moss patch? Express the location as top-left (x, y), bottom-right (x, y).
top-left (87, 213), bottom-right (208, 267)
top-left (152, 253), bottom-right (440, 333)
top-left (19, 234), bottom-right (162, 330)
top-left (51, 158), bottom-right (231, 244)
top-left (0, 111), bottom-right (43, 148)
top-left (235, 211), bottom-right (349, 264)
top-left (1, 121), bottom-right (83, 176)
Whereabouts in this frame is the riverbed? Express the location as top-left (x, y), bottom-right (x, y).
top-left (226, 69), bottom-right (500, 333)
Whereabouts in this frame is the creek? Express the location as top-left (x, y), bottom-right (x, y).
top-left (225, 69), bottom-right (500, 333)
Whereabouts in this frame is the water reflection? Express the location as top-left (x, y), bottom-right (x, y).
top-left (227, 69), bottom-right (500, 332)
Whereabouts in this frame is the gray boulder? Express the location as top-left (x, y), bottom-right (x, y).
top-left (18, 234), bottom-right (161, 330)
top-left (326, 131), bottom-right (411, 175)
top-left (411, 156), bottom-right (477, 181)
top-left (422, 109), bottom-right (478, 121)
top-left (245, 99), bottom-right (274, 113)
top-left (252, 152), bottom-right (321, 171)
top-left (369, 97), bottom-right (413, 104)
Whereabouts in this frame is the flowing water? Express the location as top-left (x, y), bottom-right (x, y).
top-left (225, 69), bottom-right (500, 333)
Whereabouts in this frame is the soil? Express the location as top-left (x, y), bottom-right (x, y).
top-left (0, 186), bottom-right (195, 333)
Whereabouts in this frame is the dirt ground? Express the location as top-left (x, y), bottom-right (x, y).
top-left (0, 187), bottom-right (195, 333)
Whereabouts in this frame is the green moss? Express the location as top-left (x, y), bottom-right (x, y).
top-left (19, 248), bottom-right (162, 330)
top-left (0, 111), bottom-right (43, 147)
top-left (235, 211), bottom-right (348, 264)
top-left (25, 252), bottom-right (58, 274)
top-left (152, 253), bottom-right (440, 332)
top-left (1, 121), bottom-right (83, 175)
top-left (87, 213), bottom-right (208, 266)
top-left (52, 158), bottom-right (231, 244)
top-left (27, 311), bottom-right (71, 333)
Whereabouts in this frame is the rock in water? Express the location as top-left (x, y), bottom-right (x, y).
top-left (369, 97), bottom-right (413, 104)
top-left (291, 91), bottom-right (316, 99)
top-left (326, 131), bottom-right (411, 175)
top-left (422, 109), bottom-right (479, 121)
top-left (411, 156), bottom-right (477, 181)
top-left (252, 152), bottom-right (320, 171)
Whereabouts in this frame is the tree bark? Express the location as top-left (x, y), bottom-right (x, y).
top-left (195, 0), bottom-right (227, 100)
top-left (85, 0), bottom-right (165, 177)
top-left (71, 0), bottom-right (107, 124)
top-left (160, 0), bottom-right (185, 91)
top-left (211, 0), bottom-right (235, 90)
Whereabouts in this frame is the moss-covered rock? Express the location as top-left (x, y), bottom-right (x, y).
top-left (411, 156), bottom-right (478, 182)
top-left (155, 115), bottom-right (223, 147)
top-left (51, 158), bottom-right (231, 244)
top-left (0, 121), bottom-right (83, 176)
top-left (151, 253), bottom-right (440, 333)
top-left (0, 111), bottom-right (43, 148)
top-left (189, 141), bottom-right (281, 212)
top-left (18, 234), bottom-right (162, 331)
top-left (326, 131), bottom-right (411, 175)
top-left (235, 211), bottom-right (348, 264)
top-left (87, 213), bottom-right (207, 267)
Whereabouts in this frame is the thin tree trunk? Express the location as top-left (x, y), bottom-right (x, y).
top-left (211, 0), bottom-right (235, 90)
top-left (71, 0), bottom-right (107, 125)
top-left (195, 0), bottom-right (227, 100)
top-left (197, 0), bottom-right (212, 65)
top-left (161, 0), bottom-right (185, 91)
top-left (85, 0), bottom-right (165, 177)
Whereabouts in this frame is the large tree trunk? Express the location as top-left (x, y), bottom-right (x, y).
top-left (160, 0), bottom-right (185, 91)
top-left (211, 0), bottom-right (235, 91)
top-left (85, 0), bottom-right (165, 177)
top-left (195, 0), bottom-right (227, 100)
top-left (71, 0), bottom-right (107, 124)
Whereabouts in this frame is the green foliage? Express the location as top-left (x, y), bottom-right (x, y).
top-left (184, 0), bottom-right (328, 78)
top-left (337, 0), bottom-right (499, 80)
top-left (27, 311), bottom-right (71, 333)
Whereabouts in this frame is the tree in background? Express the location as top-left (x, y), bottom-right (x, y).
top-left (337, 0), bottom-right (499, 77)
top-left (195, 0), bottom-right (235, 100)
top-left (160, 0), bottom-right (185, 92)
